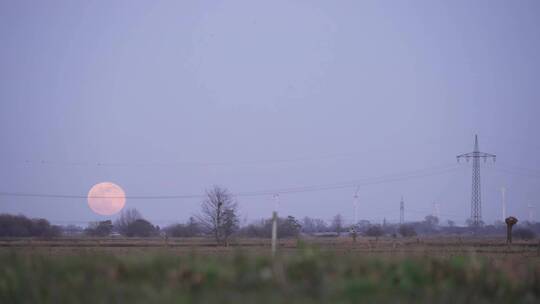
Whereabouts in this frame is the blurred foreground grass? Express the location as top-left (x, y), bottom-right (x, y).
top-left (1, 246), bottom-right (539, 304)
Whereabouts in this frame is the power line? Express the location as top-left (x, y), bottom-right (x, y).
top-left (0, 192), bottom-right (203, 200)
top-left (17, 152), bottom-right (367, 168)
top-left (486, 165), bottom-right (540, 179)
top-left (235, 164), bottom-right (459, 196)
top-left (0, 163), bottom-right (460, 200)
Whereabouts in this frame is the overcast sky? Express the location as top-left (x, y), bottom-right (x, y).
top-left (1, 0), bottom-right (539, 226)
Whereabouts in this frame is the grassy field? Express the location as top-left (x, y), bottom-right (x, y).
top-left (1, 237), bottom-right (539, 303)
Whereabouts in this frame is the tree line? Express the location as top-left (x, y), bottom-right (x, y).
top-left (1, 185), bottom-right (538, 241)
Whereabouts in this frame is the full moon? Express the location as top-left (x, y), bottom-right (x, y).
top-left (87, 182), bottom-right (126, 216)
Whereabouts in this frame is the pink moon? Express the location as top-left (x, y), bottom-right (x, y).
top-left (87, 182), bottom-right (126, 216)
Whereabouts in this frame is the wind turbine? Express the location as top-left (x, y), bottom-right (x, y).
top-left (353, 186), bottom-right (360, 225)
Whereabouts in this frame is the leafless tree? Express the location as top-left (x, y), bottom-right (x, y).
top-left (197, 185), bottom-right (239, 245)
top-left (301, 217), bottom-right (329, 234)
top-left (114, 208), bottom-right (142, 235)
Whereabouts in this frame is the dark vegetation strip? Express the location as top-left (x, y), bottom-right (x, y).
top-left (0, 248), bottom-right (539, 304)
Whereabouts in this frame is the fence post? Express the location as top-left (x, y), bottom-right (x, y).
top-left (272, 211), bottom-right (277, 257)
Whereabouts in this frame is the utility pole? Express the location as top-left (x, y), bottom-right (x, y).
top-left (501, 187), bottom-right (507, 222)
top-left (457, 135), bottom-right (496, 227)
top-left (528, 203), bottom-right (535, 223)
top-left (400, 196), bottom-right (404, 225)
top-left (271, 194), bottom-right (279, 257)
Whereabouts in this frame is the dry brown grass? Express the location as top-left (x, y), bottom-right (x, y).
top-left (1, 236), bottom-right (539, 259)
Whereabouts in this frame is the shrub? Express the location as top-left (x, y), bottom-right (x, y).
top-left (125, 219), bottom-right (158, 237)
top-left (0, 214), bottom-right (60, 237)
top-left (165, 217), bottom-right (200, 237)
top-left (513, 228), bottom-right (536, 240)
top-left (114, 208), bottom-right (142, 235)
top-left (85, 220), bottom-right (113, 237)
top-left (365, 225), bottom-right (384, 239)
top-left (398, 224), bottom-right (417, 237)
top-left (239, 216), bottom-right (301, 238)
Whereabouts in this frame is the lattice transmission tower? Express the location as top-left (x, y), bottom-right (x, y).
top-left (457, 135), bottom-right (496, 226)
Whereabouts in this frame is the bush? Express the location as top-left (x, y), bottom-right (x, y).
top-left (114, 208), bottom-right (142, 235)
top-left (239, 216), bottom-right (301, 238)
top-left (61, 224), bottom-right (84, 236)
top-left (165, 218), bottom-right (200, 237)
top-left (365, 225), bottom-right (384, 239)
top-left (280, 216), bottom-right (302, 237)
top-left (85, 220), bottom-right (113, 237)
top-left (125, 219), bottom-right (158, 237)
top-left (0, 214), bottom-right (60, 237)
top-left (398, 224), bottom-right (417, 237)
top-left (513, 228), bottom-right (536, 240)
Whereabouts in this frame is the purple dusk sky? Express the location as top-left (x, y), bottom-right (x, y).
top-left (1, 1), bottom-right (539, 226)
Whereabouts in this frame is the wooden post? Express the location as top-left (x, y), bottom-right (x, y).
top-left (271, 211), bottom-right (277, 257)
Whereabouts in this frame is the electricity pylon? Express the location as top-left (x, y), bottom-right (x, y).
top-left (457, 135), bottom-right (496, 227)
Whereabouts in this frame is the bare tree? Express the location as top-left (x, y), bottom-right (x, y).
top-left (332, 214), bottom-right (344, 236)
top-left (114, 208), bottom-right (142, 236)
top-left (301, 217), bottom-right (329, 234)
top-left (197, 186), bottom-right (239, 245)
top-left (313, 218), bottom-right (329, 232)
